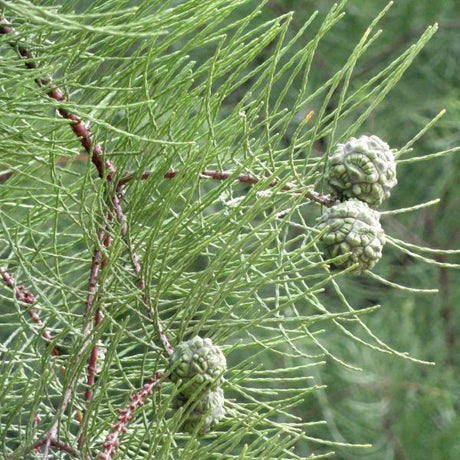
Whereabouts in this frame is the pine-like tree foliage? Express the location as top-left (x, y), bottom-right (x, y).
top-left (0, 1), bottom-right (458, 459)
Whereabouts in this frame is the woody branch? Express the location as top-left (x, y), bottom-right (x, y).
top-left (119, 169), bottom-right (337, 207)
top-left (0, 16), bottom-right (171, 457)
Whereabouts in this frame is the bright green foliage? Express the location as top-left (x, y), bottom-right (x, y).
top-left (0, 1), bottom-right (459, 459)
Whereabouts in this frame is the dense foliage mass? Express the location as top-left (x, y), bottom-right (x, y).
top-left (0, 1), bottom-right (458, 459)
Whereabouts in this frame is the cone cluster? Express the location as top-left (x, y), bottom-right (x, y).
top-left (169, 336), bottom-right (226, 434)
top-left (318, 135), bottom-right (397, 273)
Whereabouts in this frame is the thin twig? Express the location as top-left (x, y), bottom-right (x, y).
top-left (82, 223), bottom-right (108, 406)
top-left (1, 14), bottom-right (113, 412)
top-left (1, 17), bottom-right (172, 458)
top-left (1, 267), bottom-right (80, 459)
top-left (99, 372), bottom-right (162, 460)
top-left (1, 267), bottom-right (55, 344)
top-left (0, 18), bottom-right (115, 181)
top-left (120, 169), bottom-right (337, 207)
top-left (32, 434), bottom-right (80, 458)
top-left (0, 17), bottom-right (113, 457)
top-left (25, 385), bottom-right (82, 459)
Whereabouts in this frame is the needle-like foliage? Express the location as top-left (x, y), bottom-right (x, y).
top-left (0, 1), bottom-right (458, 459)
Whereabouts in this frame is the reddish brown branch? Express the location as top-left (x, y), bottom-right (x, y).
top-left (99, 372), bottom-right (162, 460)
top-left (24, 314), bottom-right (101, 458)
top-left (0, 18), bottom-right (115, 181)
top-left (82, 220), bottom-right (111, 401)
top-left (0, 14), bottom-right (173, 459)
top-left (78, 219), bottom-right (111, 449)
top-left (31, 433), bottom-right (80, 458)
top-left (1, 267), bottom-right (54, 343)
top-left (1, 17), bottom-right (116, 456)
top-left (84, 242), bottom-right (105, 318)
top-left (1, 13), bottom-right (172, 345)
top-left (83, 246), bottom-right (104, 404)
top-left (120, 169), bottom-right (337, 207)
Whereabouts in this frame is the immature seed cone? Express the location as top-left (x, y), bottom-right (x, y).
top-left (317, 199), bottom-right (385, 273)
top-left (174, 387), bottom-right (225, 434)
top-left (169, 336), bottom-right (226, 396)
top-left (326, 135), bottom-right (397, 207)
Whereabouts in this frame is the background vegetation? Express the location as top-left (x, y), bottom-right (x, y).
top-left (0, 0), bottom-right (458, 459)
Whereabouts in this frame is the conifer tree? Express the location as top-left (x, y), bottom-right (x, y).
top-left (0, 1), bottom-right (458, 459)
